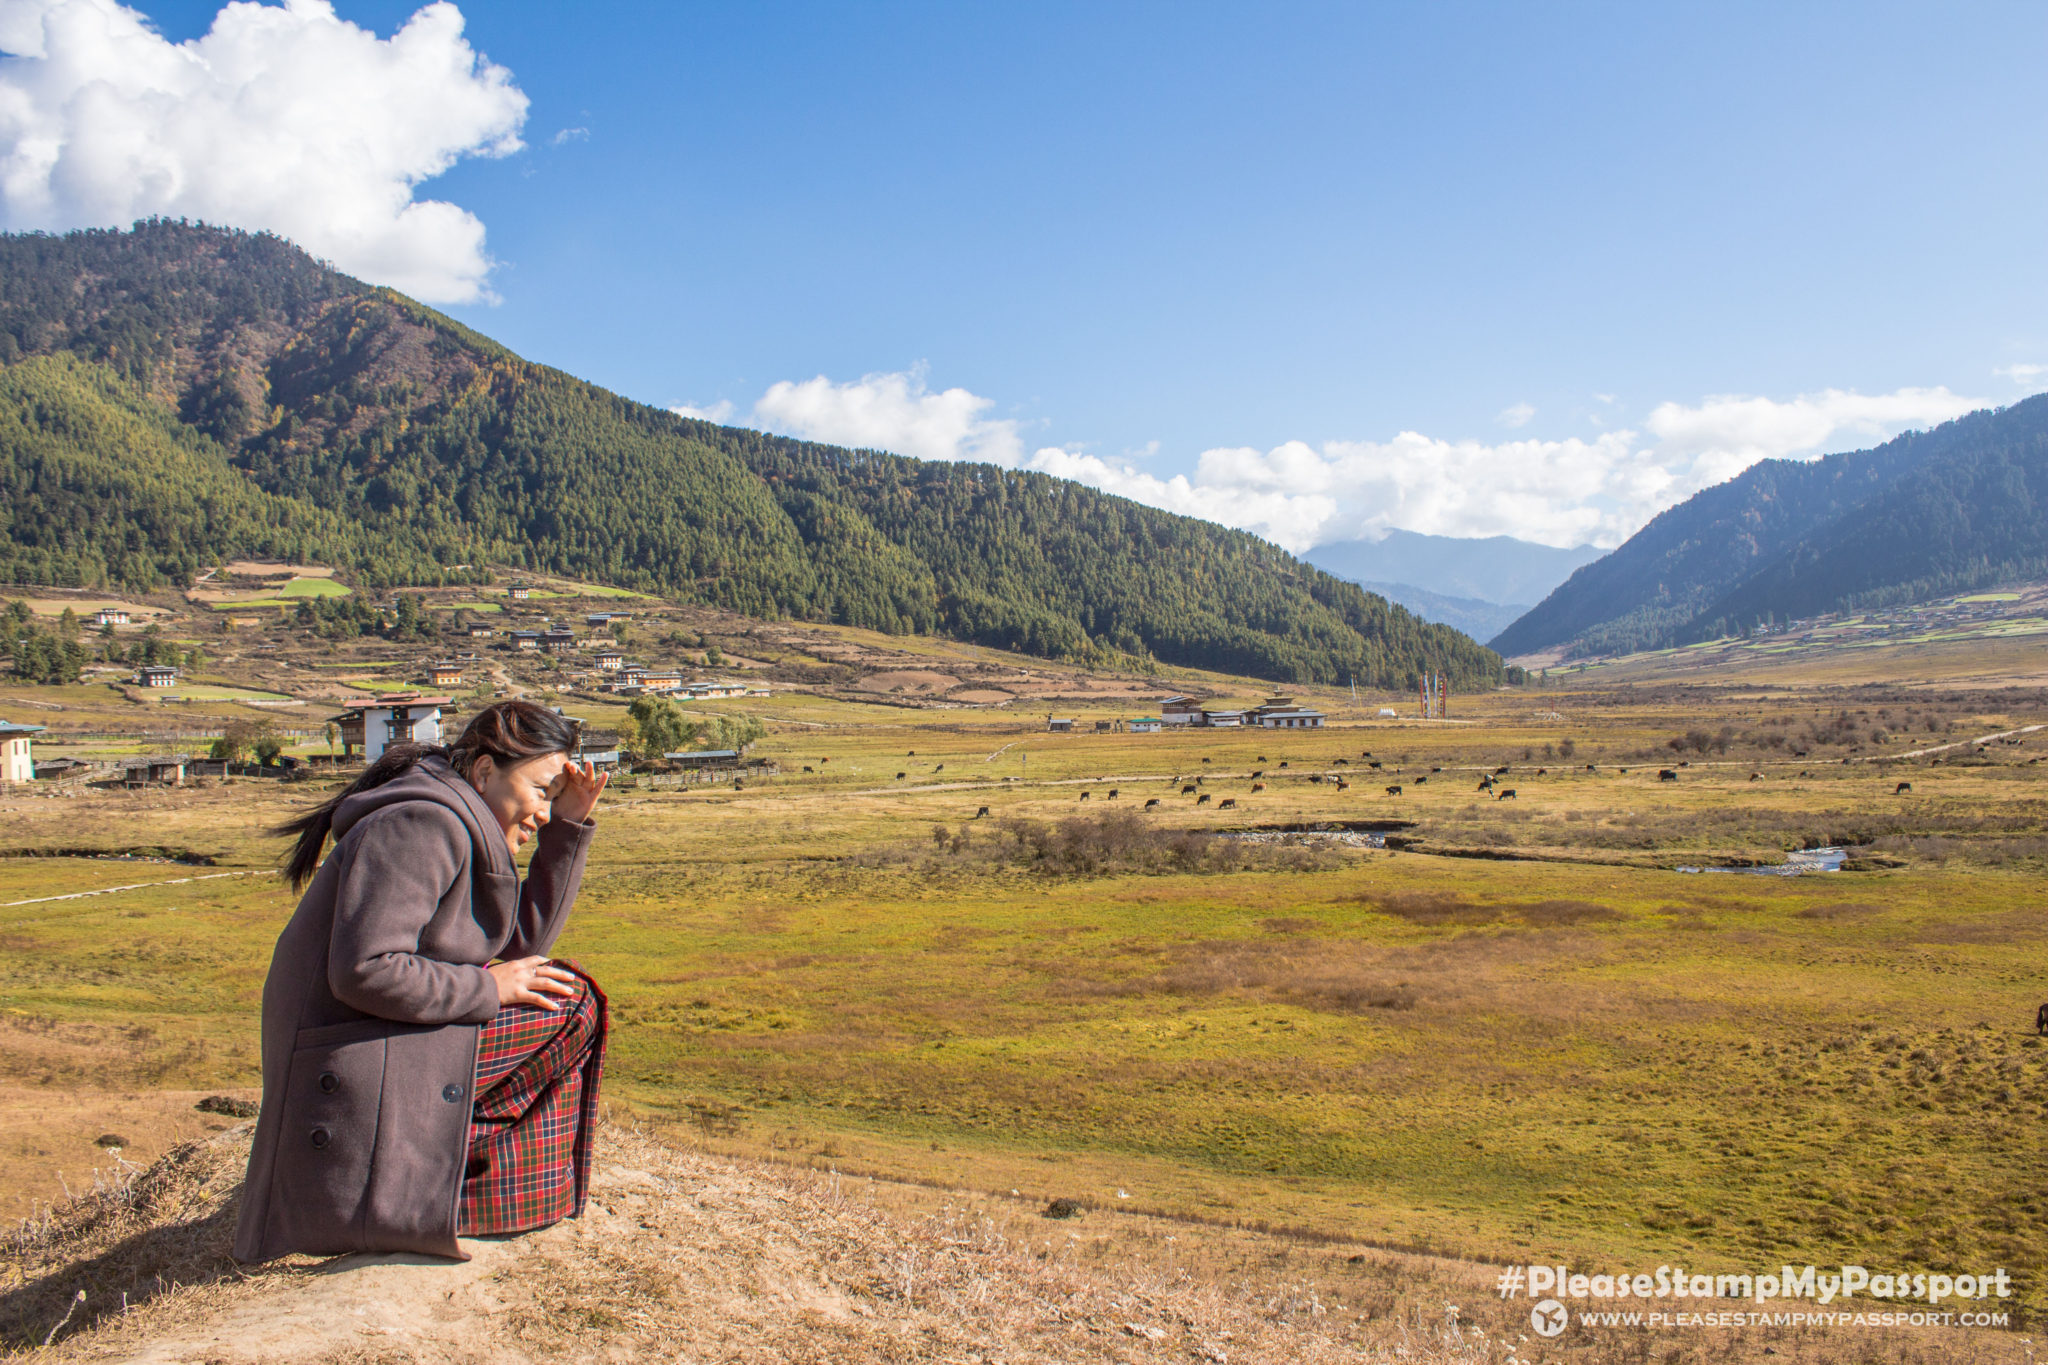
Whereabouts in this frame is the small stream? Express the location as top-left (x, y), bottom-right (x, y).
top-left (1675, 846), bottom-right (1849, 876)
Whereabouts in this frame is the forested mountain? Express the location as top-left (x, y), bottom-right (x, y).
top-left (1488, 398), bottom-right (2048, 658)
top-left (0, 221), bottom-right (1502, 687)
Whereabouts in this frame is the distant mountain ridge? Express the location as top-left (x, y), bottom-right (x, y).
top-left (1303, 530), bottom-right (1600, 606)
top-left (0, 221), bottom-right (1503, 688)
top-left (1353, 581), bottom-right (1531, 643)
top-left (1490, 397), bottom-right (2048, 658)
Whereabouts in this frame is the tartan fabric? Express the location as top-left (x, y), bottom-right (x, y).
top-left (456, 963), bottom-right (607, 1237)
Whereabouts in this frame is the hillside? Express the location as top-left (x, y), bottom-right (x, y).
top-left (1302, 529), bottom-right (1598, 607)
top-left (1352, 580), bottom-right (1529, 642)
top-left (0, 222), bottom-right (1500, 689)
top-left (1490, 397), bottom-right (2048, 659)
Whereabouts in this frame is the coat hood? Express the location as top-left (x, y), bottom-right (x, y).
top-left (329, 755), bottom-right (513, 879)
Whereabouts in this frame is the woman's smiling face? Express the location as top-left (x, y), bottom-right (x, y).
top-left (469, 751), bottom-right (569, 855)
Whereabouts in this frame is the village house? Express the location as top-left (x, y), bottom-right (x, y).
top-left (509, 630), bottom-right (541, 651)
top-left (594, 649), bottom-right (625, 671)
top-left (329, 693), bottom-right (452, 761)
top-left (429, 661), bottom-right (464, 688)
top-left (136, 665), bottom-right (178, 688)
top-left (507, 583), bottom-right (534, 600)
top-left (1250, 695), bottom-right (1326, 729)
top-left (1159, 695), bottom-right (1206, 725)
top-left (91, 608), bottom-right (130, 626)
top-left (1046, 716), bottom-right (1076, 732)
top-left (33, 755), bottom-right (93, 781)
top-left (540, 629), bottom-right (578, 655)
top-left (1204, 709), bottom-right (1245, 728)
top-left (466, 622), bottom-right (495, 638)
top-left (0, 720), bottom-right (45, 782)
top-left (1128, 717), bottom-right (1163, 733)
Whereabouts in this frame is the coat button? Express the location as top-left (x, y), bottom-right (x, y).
top-left (442, 1084), bottom-right (466, 1103)
top-left (310, 1127), bottom-right (331, 1149)
top-left (318, 1071), bottom-right (339, 1094)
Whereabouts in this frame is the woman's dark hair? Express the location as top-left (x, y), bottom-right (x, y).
top-left (276, 700), bottom-right (581, 890)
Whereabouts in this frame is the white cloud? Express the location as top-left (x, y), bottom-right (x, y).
top-left (1993, 363), bottom-right (2046, 385)
top-left (0, 0), bottom-right (528, 304)
top-left (705, 366), bottom-right (1986, 553)
top-left (750, 366), bottom-right (1028, 465)
top-left (1497, 402), bottom-right (1535, 428)
top-left (549, 126), bottom-right (587, 146)
top-left (668, 399), bottom-right (734, 423)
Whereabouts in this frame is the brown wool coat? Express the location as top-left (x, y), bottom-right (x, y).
top-left (233, 756), bottom-right (596, 1263)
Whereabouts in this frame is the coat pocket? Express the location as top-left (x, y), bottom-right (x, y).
top-left (266, 1027), bottom-right (390, 1255)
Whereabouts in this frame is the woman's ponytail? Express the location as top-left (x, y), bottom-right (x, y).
top-left (274, 742), bottom-right (450, 890)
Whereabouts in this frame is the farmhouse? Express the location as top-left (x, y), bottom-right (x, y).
top-left (691, 680), bottom-right (748, 699)
top-left (509, 630), bottom-right (541, 651)
top-left (91, 608), bottom-right (130, 626)
top-left (1204, 710), bottom-right (1245, 728)
top-left (1046, 717), bottom-right (1076, 733)
top-left (429, 661), bottom-right (465, 687)
top-left (466, 622), bottom-right (495, 638)
top-left (0, 720), bottom-right (45, 782)
top-left (331, 693), bottom-right (452, 761)
top-left (594, 649), bottom-right (625, 671)
top-left (665, 748), bottom-right (742, 770)
top-left (1128, 717), bottom-right (1163, 733)
top-left (540, 630), bottom-right (578, 655)
top-left (136, 665), bottom-right (177, 688)
top-left (122, 755), bottom-right (187, 787)
top-left (1159, 695), bottom-right (1205, 725)
top-left (507, 583), bottom-right (534, 600)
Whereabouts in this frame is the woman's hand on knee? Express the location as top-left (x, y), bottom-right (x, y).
top-left (488, 956), bottom-right (578, 1010)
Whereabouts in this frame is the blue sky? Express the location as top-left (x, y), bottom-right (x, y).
top-left (4, 1), bottom-right (2044, 549)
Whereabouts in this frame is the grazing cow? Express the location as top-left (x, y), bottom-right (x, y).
top-left (1197, 775), bottom-right (1207, 785)
top-left (1259, 755), bottom-right (1269, 762)
top-left (2037, 1003), bottom-right (2048, 1036)
top-left (821, 758), bottom-right (829, 763)
top-left (935, 763), bottom-right (945, 772)
top-left (1659, 769), bottom-right (1678, 781)
top-left (1895, 781), bottom-right (1913, 794)
top-left (733, 779), bottom-right (743, 791)
top-left (1679, 760), bottom-right (1690, 768)
top-left (1585, 763), bottom-right (1596, 771)
top-left (1197, 793), bottom-right (1212, 805)
top-left (1079, 791), bottom-right (1090, 802)
top-left (1497, 789), bottom-right (1517, 801)
top-left (896, 771), bottom-right (908, 779)
top-left (1279, 761), bottom-right (1291, 768)
top-left (1335, 780), bottom-right (1349, 791)
top-left (1182, 784), bottom-right (1198, 794)
top-left (1536, 768), bottom-right (1547, 776)
top-left (1477, 780), bottom-right (1494, 792)
top-left (1335, 758), bottom-right (1349, 765)
top-left (1494, 765), bottom-right (1510, 775)
top-left (1385, 784), bottom-right (1403, 796)
top-left (1218, 798), bottom-right (1237, 810)
top-left (1108, 789), bottom-right (1119, 800)
top-left (1619, 767), bottom-right (1629, 774)
top-left (1144, 798), bottom-right (1161, 809)
top-left (1202, 757), bottom-right (1212, 764)
top-left (803, 765), bottom-right (814, 773)
top-left (1750, 773), bottom-right (1762, 782)
top-left (1310, 774), bottom-right (1324, 784)
top-left (908, 751), bottom-right (916, 756)
top-left (1250, 770), bottom-right (1264, 779)
top-left (976, 806), bottom-right (991, 817)
top-left (1414, 776), bottom-right (1428, 785)
top-left (1251, 782), bottom-right (1266, 792)
top-left (1431, 766), bottom-right (1443, 774)
top-left (1368, 761), bottom-right (1382, 770)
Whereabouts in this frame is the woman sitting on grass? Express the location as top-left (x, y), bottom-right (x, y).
top-left (234, 699), bottom-right (609, 1263)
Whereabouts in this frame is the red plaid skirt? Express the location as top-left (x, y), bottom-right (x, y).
top-left (456, 964), bottom-right (607, 1237)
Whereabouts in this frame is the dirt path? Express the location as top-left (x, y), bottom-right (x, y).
top-left (0, 870), bottom-right (267, 909)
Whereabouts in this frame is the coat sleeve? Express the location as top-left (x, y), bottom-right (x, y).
top-left (504, 815), bottom-right (597, 960)
top-left (327, 804), bottom-right (500, 1025)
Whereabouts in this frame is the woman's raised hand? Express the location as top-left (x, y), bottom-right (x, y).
top-left (488, 956), bottom-right (578, 1010)
top-left (550, 758), bottom-right (608, 826)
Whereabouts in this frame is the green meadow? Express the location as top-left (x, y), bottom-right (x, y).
top-left (1, 681), bottom-right (2044, 1318)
